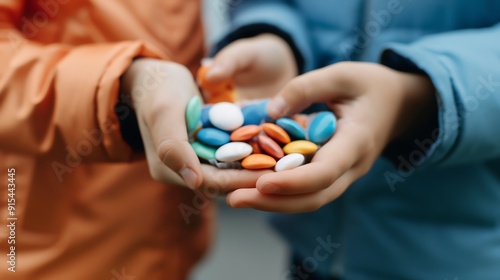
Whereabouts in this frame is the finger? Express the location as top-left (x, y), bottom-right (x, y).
top-left (205, 40), bottom-right (257, 83)
top-left (227, 168), bottom-right (358, 213)
top-left (256, 122), bottom-right (365, 195)
top-left (142, 134), bottom-right (186, 186)
top-left (146, 71), bottom-right (203, 189)
top-left (267, 63), bottom-right (360, 119)
top-left (200, 165), bottom-right (272, 195)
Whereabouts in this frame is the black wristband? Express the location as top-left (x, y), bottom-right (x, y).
top-left (115, 92), bottom-right (145, 153)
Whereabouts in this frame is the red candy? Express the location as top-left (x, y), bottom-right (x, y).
top-left (258, 134), bottom-right (284, 159)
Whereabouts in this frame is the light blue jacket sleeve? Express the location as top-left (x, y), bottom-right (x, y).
top-left (214, 0), bottom-right (315, 72)
top-left (381, 23), bottom-right (500, 168)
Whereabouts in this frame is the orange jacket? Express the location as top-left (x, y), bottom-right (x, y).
top-left (0, 1), bottom-right (213, 279)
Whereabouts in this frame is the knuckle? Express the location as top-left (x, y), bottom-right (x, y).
top-left (357, 161), bottom-right (373, 177)
top-left (304, 199), bottom-right (324, 213)
top-left (361, 163), bottom-right (373, 177)
top-left (363, 135), bottom-right (378, 157)
top-left (326, 62), bottom-right (354, 86)
top-left (153, 62), bottom-right (193, 89)
top-left (156, 139), bottom-right (178, 165)
top-left (287, 78), bottom-right (310, 100)
top-left (222, 39), bottom-right (252, 58)
top-left (323, 171), bottom-right (339, 189)
top-left (352, 126), bottom-right (378, 156)
top-left (143, 100), bottom-right (166, 124)
top-left (162, 62), bottom-right (191, 76)
top-left (319, 165), bottom-right (343, 187)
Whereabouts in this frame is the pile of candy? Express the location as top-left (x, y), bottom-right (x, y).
top-left (184, 60), bottom-right (337, 172)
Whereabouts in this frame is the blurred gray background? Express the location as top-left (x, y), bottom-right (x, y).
top-left (191, 205), bottom-right (288, 280)
top-left (191, 2), bottom-right (289, 280)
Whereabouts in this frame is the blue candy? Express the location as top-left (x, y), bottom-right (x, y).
top-left (308, 112), bottom-right (337, 144)
top-left (258, 100), bottom-right (272, 122)
top-left (201, 105), bottom-right (213, 128)
top-left (242, 103), bottom-right (264, 126)
top-left (276, 118), bottom-right (306, 140)
top-left (197, 128), bottom-right (231, 147)
top-left (241, 99), bottom-right (273, 126)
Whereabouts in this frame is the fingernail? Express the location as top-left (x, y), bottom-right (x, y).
top-left (260, 183), bottom-right (280, 194)
top-left (268, 96), bottom-right (287, 118)
top-left (180, 167), bottom-right (198, 189)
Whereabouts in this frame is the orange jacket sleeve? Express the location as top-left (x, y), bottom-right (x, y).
top-left (0, 1), bottom-right (166, 162)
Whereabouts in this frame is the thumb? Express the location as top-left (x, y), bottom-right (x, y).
top-left (145, 90), bottom-right (203, 189)
top-left (155, 137), bottom-right (202, 189)
top-left (267, 65), bottom-right (353, 119)
top-left (205, 40), bottom-right (257, 83)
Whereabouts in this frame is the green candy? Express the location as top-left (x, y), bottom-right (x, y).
top-left (191, 142), bottom-right (216, 160)
top-left (186, 96), bottom-right (202, 132)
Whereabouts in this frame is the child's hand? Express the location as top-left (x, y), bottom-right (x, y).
top-left (200, 165), bottom-right (273, 195)
top-left (226, 62), bottom-right (437, 213)
top-left (122, 59), bottom-right (204, 189)
top-left (205, 34), bottom-right (297, 99)
top-left (122, 59), bottom-right (269, 191)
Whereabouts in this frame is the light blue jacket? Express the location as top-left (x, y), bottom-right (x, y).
top-left (214, 1), bottom-right (500, 279)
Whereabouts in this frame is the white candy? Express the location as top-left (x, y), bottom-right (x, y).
top-left (216, 142), bottom-right (253, 162)
top-left (209, 102), bottom-right (244, 131)
top-left (275, 153), bottom-right (305, 172)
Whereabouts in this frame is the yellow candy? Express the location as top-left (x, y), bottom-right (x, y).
top-left (283, 141), bottom-right (318, 155)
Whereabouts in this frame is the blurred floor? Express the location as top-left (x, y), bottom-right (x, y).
top-left (191, 199), bottom-right (288, 280)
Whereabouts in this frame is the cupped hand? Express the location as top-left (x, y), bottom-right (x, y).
top-left (121, 59), bottom-right (203, 188)
top-left (226, 62), bottom-right (436, 213)
top-left (122, 58), bottom-right (272, 192)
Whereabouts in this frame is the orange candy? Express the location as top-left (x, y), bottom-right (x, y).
top-left (262, 123), bottom-right (291, 144)
top-left (197, 65), bottom-right (237, 103)
top-left (197, 65), bottom-right (234, 92)
top-left (258, 134), bottom-right (285, 159)
top-left (230, 125), bottom-right (261, 142)
top-left (241, 154), bottom-right (276, 170)
top-left (249, 140), bottom-right (262, 154)
top-left (206, 91), bottom-right (237, 104)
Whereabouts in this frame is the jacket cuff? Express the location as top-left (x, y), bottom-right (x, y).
top-left (55, 41), bottom-right (164, 161)
top-left (379, 45), bottom-right (457, 168)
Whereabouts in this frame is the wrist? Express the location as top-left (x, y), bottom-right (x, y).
top-left (121, 58), bottom-right (152, 109)
top-left (118, 58), bottom-right (177, 153)
top-left (117, 58), bottom-right (154, 153)
top-left (392, 71), bottom-right (437, 142)
top-left (123, 59), bottom-right (185, 110)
